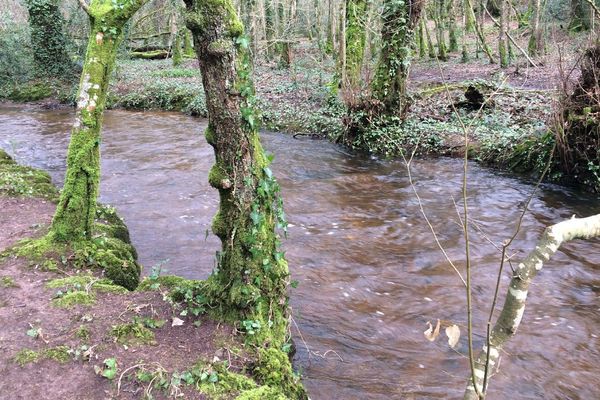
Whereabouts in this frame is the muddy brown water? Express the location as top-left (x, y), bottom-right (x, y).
top-left (1, 103), bottom-right (599, 399)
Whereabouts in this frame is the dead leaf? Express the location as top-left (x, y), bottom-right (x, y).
top-left (424, 319), bottom-right (441, 342)
top-left (445, 324), bottom-right (461, 348)
top-left (171, 317), bottom-right (184, 327)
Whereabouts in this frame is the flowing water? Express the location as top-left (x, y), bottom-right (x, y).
top-left (1, 103), bottom-right (599, 399)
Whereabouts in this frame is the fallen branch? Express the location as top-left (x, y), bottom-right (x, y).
top-left (464, 213), bottom-right (600, 399)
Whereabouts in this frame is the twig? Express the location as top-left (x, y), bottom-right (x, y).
top-left (77, 0), bottom-right (90, 15)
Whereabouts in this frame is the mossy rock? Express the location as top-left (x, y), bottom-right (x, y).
top-left (130, 50), bottom-right (169, 60)
top-left (95, 204), bottom-right (136, 258)
top-left (90, 237), bottom-right (141, 291)
top-left (0, 150), bottom-right (58, 200)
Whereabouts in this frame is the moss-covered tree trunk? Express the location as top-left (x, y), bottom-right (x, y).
top-left (371, 0), bottom-right (424, 117)
top-left (50, 0), bottom-right (148, 242)
top-left (528, 0), bottom-right (543, 55)
top-left (25, 0), bottom-right (73, 78)
top-left (341, 0), bottom-right (368, 91)
top-left (184, 0), bottom-right (293, 349)
top-left (498, 0), bottom-right (509, 67)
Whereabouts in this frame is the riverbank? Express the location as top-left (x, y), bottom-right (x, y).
top-left (1, 40), bottom-right (592, 192)
top-left (0, 149), bottom-right (304, 399)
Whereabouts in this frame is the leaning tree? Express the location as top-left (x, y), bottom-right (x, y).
top-left (50, 0), bottom-right (149, 243)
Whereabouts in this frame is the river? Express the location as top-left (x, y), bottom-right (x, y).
top-left (1, 103), bottom-right (599, 399)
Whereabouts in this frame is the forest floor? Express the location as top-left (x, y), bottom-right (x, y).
top-left (0, 151), bottom-right (297, 400)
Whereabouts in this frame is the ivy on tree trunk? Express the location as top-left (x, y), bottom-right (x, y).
top-left (371, 0), bottom-right (424, 117)
top-left (183, 0), bottom-right (294, 350)
top-left (25, 0), bottom-right (74, 78)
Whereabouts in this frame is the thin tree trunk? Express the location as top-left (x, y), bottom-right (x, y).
top-left (342, 0), bottom-right (368, 91)
top-left (499, 0), bottom-right (509, 67)
top-left (50, 0), bottom-right (148, 242)
top-left (528, 0), bottom-right (543, 55)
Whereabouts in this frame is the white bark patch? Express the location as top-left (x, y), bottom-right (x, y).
top-left (512, 305), bottom-right (526, 330)
top-left (77, 74), bottom-right (93, 110)
top-left (509, 286), bottom-right (528, 301)
top-left (482, 345), bottom-right (499, 359)
top-left (534, 259), bottom-right (544, 270)
top-left (96, 32), bottom-right (104, 45)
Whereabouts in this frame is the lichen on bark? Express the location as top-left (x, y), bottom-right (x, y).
top-left (51, 0), bottom-right (149, 244)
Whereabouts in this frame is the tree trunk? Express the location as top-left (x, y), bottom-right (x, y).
top-left (342, 0), bottom-right (368, 91)
top-left (25, 0), bottom-right (73, 78)
top-left (50, 0), bottom-right (148, 242)
top-left (528, 0), bottom-right (543, 55)
top-left (184, 0), bottom-right (293, 349)
top-left (371, 0), bottom-right (424, 117)
top-left (173, 31), bottom-right (182, 66)
top-left (498, 0), bottom-right (509, 67)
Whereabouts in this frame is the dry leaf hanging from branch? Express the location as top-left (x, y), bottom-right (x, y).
top-left (424, 319), bottom-right (441, 341)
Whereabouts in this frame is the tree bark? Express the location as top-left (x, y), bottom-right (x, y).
top-left (25, 0), bottom-right (73, 78)
top-left (371, 0), bottom-right (424, 117)
top-left (184, 0), bottom-right (292, 348)
top-left (463, 214), bottom-right (600, 399)
top-left (341, 0), bottom-right (368, 91)
top-left (528, 0), bottom-right (543, 56)
top-left (50, 0), bottom-right (148, 242)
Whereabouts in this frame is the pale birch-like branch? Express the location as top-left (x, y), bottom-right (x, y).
top-left (464, 213), bottom-right (600, 399)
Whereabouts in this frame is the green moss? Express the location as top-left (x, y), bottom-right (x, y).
top-left (236, 386), bottom-right (287, 400)
top-left (253, 348), bottom-right (306, 399)
top-left (92, 237), bottom-right (140, 290)
top-left (137, 275), bottom-right (192, 291)
top-left (13, 349), bottom-right (41, 366)
top-left (208, 164), bottom-right (231, 189)
top-left (75, 325), bottom-right (91, 341)
top-left (52, 291), bottom-right (96, 308)
top-left (14, 218), bottom-right (140, 291)
top-left (0, 149), bottom-right (58, 200)
top-left (110, 322), bottom-right (156, 346)
top-left (13, 346), bottom-right (71, 366)
top-left (47, 274), bottom-right (128, 294)
top-left (1, 276), bottom-right (18, 288)
top-left (44, 345), bottom-right (71, 363)
top-left (192, 361), bottom-right (257, 398)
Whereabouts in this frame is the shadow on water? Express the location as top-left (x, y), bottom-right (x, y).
top-left (1, 103), bottom-right (600, 399)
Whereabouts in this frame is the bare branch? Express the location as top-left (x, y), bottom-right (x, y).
top-left (464, 214), bottom-right (600, 398)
